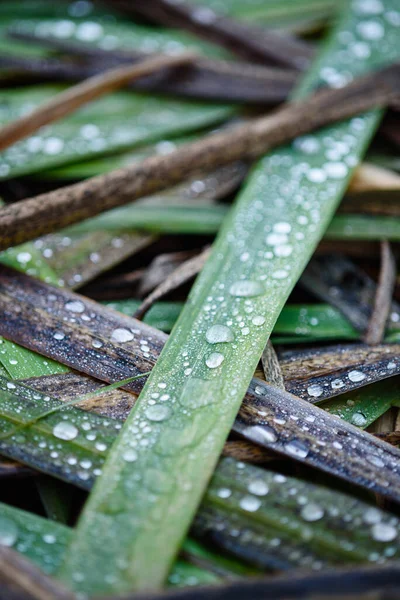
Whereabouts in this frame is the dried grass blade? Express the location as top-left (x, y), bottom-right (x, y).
top-left (134, 248), bottom-right (210, 319)
top-left (364, 241), bottom-right (397, 345)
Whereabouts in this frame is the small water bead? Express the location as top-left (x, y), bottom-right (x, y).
top-left (76, 21), bottom-right (103, 41)
top-left (371, 523), bottom-right (397, 542)
top-left (0, 516), bottom-right (18, 547)
top-left (6, 382), bottom-right (16, 390)
top-left (53, 422), bottom-right (78, 441)
top-left (205, 352), bottom-right (224, 369)
top-left (300, 503), bottom-right (324, 522)
top-left (273, 222), bottom-right (291, 234)
top-left (92, 339), bottom-right (103, 349)
top-left (331, 379), bottom-right (344, 390)
top-left (43, 533), bottom-right (56, 544)
top-left (145, 404), bottom-right (171, 422)
top-left (357, 20), bottom-right (385, 39)
top-left (217, 488), bottom-right (232, 499)
top-left (248, 425), bottom-right (278, 444)
top-left (348, 370), bottom-right (366, 383)
top-left (351, 412), bottom-right (367, 427)
top-left (266, 233), bottom-right (288, 246)
top-left (43, 137), bottom-right (64, 155)
top-left (307, 384), bottom-right (323, 398)
top-left (206, 325), bottom-right (234, 344)
top-left (65, 300), bottom-right (85, 313)
top-left (252, 316), bottom-right (265, 326)
top-left (248, 480), bottom-right (269, 496)
top-left (239, 495), bottom-right (262, 512)
top-left (324, 162), bottom-right (348, 179)
top-left (285, 440), bottom-right (309, 459)
top-left (53, 332), bottom-right (65, 341)
top-left (307, 168), bottom-right (326, 183)
top-left (122, 448), bottom-right (138, 463)
top-left (111, 328), bottom-right (134, 343)
top-left (16, 251), bottom-right (32, 264)
top-left (364, 508), bottom-right (382, 525)
top-left (272, 270), bottom-right (288, 280)
top-left (229, 280), bottom-right (264, 297)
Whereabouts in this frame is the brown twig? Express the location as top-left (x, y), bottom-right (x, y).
top-left (134, 247), bottom-right (210, 319)
top-left (364, 241), bottom-right (397, 345)
top-left (1, 63), bottom-right (400, 252)
top-left (0, 51), bottom-right (195, 152)
top-left (0, 547), bottom-right (75, 600)
top-left (109, 0), bottom-right (314, 70)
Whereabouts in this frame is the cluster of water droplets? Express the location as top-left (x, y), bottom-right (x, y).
top-left (194, 458), bottom-right (400, 569)
top-left (0, 374), bottom-right (122, 486)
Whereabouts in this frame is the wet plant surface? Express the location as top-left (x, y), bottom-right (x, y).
top-left (0, 1), bottom-right (399, 600)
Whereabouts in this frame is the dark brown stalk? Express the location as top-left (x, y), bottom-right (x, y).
top-left (301, 255), bottom-right (400, 333)
top-left (364, 241), bottom-right (397, 345)
top-left (0, 52), bottom-right (195, 152)
top-left (109, 0), bottom-right (314, 70)
top-left (134, 247), bottom-right (210, 318)
top-left (2, 266), bottom-right (400, 503)
top-left (261, 341), bottom-right (285, 389)
top-left (279, 343), bottom-right (400, 402)
top-left (0, 48), bottom-right (298, 104)
top-left (0, 547), bottom-right (75, 600)
top-left (1, 63), bottom-right (399, 251)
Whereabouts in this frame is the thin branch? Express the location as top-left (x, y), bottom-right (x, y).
top-left (0, 547), bottom-right (74, 600)
top-left (0, 51), bottom-right (195, 152)
top-left (109, 0), bottom-right (314, 70)
top-left (364, 241), bottom-right (397, 345)
top-left (134, 247), bottom-right (210, 319)
top-left (1, 63), bottom-right (400, 251)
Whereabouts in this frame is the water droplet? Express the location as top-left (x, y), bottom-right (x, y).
top-left (16, 252), bottom-right (32, 264)
top-left (206, 325), bottom-right (234, 344)
top-left (53, 421), bottom-right (79, 441)
top-left (6, 382), bottom-right (16, 390)
top-left (331, 379), bottom-right (344, 389)
top-left (122, 449), bottom-right (138, 462)
top-left (348, 370), bottom-right (366, 383)
top-left (301, 502), bottom-right (324, 522)
top-left (307, 384), bottom-right (324, 398)
top-left (0, 517), bottom-right (18, 546)
top-left (229, 280), bottom-right (264, 297)
top-left (248, 480), bottom-right (269, 496)
top-left (273, 222), bottom-right (292, 234)
top-left (364, 508), bottom-right (382, 525)
top-left (53, 332), bottom-right (65, 341)
top-left (351, 412), bottom-right (367, 427)
top-left (371, 523), bottom-right (397, 542)
top-left (252, 316), bottom-right (265, 326)
top-left (246, 425), bottom-right (277, 444)
top-left (239, 495), bottom-right (262, 512)
top-left (43, 534), bottom-right (56, 544)
top-left (357, 20), bottom-right (385, 39)
top-left (65, 300), bottom-right (85, 313)
top-left (92, 339), bottom-right (103, 349)
top-left (272, 270), bottom-right (288, 280)
top-left (205, 352), bottom-right (224, 369)
top-left (217, 488), bottom-right (232, 499)
top-left (307, 168), bottom-right (326, 183)
top-left (324, 162), bottom-right (348, 178)
top-left (145, 404), bottom-right (171, 422)
top-left (111, 328), bottom-right (134, 343)
top-left (285, 440), bottom-right (309, 458)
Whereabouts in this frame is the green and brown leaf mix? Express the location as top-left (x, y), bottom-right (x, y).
top-left (0, 1), bottom-right (399, 599)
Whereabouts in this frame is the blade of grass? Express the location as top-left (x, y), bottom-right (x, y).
top-left (56, 4), bottom-right (400, 593)
top-left (66, 202), bottom-right (400, 243)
